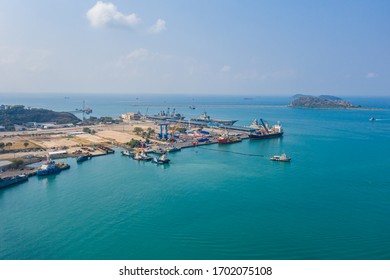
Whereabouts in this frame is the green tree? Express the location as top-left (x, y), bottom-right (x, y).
top-left (5, 142), bottom-right (12, 151)
top-left (146, 127), bottom-right (155, 138)
top-left (126, 138), bottom-right (141, 148)
top-left (23, 142), bottom-right (29, 149)
top-left (0, 142), bottom-right (4, 151)
top-left (11, 159), bottom-right (24, 169)
top-left (133, 127), bottom-right (143, 135)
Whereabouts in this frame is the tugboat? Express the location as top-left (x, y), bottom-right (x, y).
top-left (270, 154), bottom-right (291, 162)
top-left (249, 119), bottom-right (284, 140)
top-left (152, 153), bottom-right (171, 164)
top-left (37, 158), bottom-right (70, 176)
top-left (190, 112), bottom-right (237, 125)
top-left (121, 150), bottom-right (134, 157)
top-left (134, 150), bottom-right (153, 161)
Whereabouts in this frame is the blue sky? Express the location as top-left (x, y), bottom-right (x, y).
top-left (0, 0), bottom-right (389, 96)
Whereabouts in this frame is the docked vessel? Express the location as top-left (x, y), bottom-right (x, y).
top-left (190, 112), bottom-right (237, 126)
top-left (166, 145), bottom-right (181, 153)
top-left (249, 119), bottom-right (284, 140)
top-left (121, 150), bottom-right (134, 157)
top-left (37, 159), bottom-right (70, 176)
top-left (149, 108), bottom-right (184, 121)
top-left (152, 153), bottom-right (171, 164)
top-left (0, 174), bottom-right (28, 189)
top-left (76, 154), bottom-right (91, 163)
top-left (270, 154), bottom-right (291, 162)
top-left (217, 133), bottom-right (242, 144)
top-left (134, 151), bottom-right (153, 161)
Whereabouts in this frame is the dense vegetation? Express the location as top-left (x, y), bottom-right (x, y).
top-left (82, 127), bottom-right (96, 134)
top-left (292, 94), bottom-right (341, 101)
top-left (126, 138), bottom-right (141, 148)
top-left (289, 96), bottom-right (360, 109)
top-left (0, 105), bottom-right (80, 129)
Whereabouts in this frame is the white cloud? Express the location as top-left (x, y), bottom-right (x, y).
top-left (366, 72), bottom-right (377, 78)
top-left (149, 19), bottom-right (166, 33)
top-left (221, 65), bottom-right (231, 73)
top-left (126, 48), bottom-right (149, 60)
top-left (86, 1), bottom-right (140, 28)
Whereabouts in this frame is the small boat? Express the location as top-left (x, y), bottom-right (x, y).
top-left (152, 153), bottom-right (171, 164)
top-left (369, 117), bottom-right (376, 121)
top-left (121, 150), bottom-right (134, 157)
top-left (189, 105), bottom-right (196, 110)
top-left (270, 154), bottom-right (291, 162)
top-left (76, 154), bottom-right (91, 162)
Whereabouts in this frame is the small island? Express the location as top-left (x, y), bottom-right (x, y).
top-left (289, 95), bottom-right (361, 109)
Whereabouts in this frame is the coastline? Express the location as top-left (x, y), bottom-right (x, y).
top-left (0, 119), bottom-right (250, 178)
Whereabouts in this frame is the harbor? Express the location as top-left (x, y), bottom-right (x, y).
top-left (0, 109), bottom-right (285, 189)
top-left (1, 95), bottom-right (390, 261)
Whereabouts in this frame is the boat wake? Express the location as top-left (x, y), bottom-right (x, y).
top-left (197, 146), bottom-right (264, 157)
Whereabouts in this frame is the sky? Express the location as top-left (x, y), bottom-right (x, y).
top-left (0, 0), bottom-right (389, 96)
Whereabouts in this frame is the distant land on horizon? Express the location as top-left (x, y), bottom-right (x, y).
top-left (289, 95), bottom-right (362, 109)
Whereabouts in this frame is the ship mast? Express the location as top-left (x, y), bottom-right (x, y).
top-left (82, 100), bottom-right (85, 121)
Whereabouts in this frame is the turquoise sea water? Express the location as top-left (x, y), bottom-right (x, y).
top-left (1, 95), bottom-right (390, 259)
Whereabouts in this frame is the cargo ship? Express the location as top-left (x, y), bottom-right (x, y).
top-left (190, 112), bottom-right (237, 126)
top-left (249, 119), bottom-right (284, 140)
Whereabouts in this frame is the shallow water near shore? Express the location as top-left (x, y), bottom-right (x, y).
top-left (1, 95), bottom-right (390, 259)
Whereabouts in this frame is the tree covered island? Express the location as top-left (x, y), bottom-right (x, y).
top-left (289, 95), bottom-right (361, 109)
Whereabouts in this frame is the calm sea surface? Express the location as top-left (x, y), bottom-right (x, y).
top-left (1, 94), bottom-right (390, 259)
